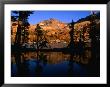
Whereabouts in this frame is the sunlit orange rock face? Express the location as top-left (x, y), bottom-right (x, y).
top-left (11, 18), bottom-right (99, 47)
top-left (38, 18), bottom-right (70, 45)
top-left (74, 21), bottom-right (91, 42)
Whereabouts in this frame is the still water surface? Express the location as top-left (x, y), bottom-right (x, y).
top-left (11, 49), bottom-right (100, 77)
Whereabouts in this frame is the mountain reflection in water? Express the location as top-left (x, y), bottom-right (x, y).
top-left (11, 49), bottom-right (100, 77)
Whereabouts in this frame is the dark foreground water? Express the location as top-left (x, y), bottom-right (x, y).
top-left (11, 49), bottom-right (100, 77)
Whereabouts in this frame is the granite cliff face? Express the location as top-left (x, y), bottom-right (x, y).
top-left (38, 18), bottom-right (70, 43)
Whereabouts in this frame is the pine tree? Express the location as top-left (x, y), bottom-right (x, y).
top-left (89, 11), bottom-right (97, 48)
top-left (68, 20), bottom-right (75, 49)
top-left (35, 24), bottom-right (44, 49)
top-left (11, 11), bottom-right (34, 48)
top-left (35, 24), bottom-right (48, 49)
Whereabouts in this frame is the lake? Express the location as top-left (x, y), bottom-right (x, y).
top-left (11, 48), bottom-right (100, 77)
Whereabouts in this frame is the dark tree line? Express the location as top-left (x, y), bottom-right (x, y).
top-left (67, 11), bottom-right (100, 57)
top-left (11, 11), bottom-right (49, 50)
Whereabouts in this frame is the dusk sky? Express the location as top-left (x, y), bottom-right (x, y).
top-left (28, 11), bottom-right (92, 24)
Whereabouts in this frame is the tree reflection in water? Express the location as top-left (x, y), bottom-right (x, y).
top-left (11, 47), bottom-right (100, 77)
top-left (68, 52), bottom-right (74, 76)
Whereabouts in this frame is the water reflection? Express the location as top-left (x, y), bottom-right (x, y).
top-left (11, 48), bottom-right (99, 77)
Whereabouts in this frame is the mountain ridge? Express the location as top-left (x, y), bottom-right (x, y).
top-left (11, 13), bottom-right (100, 48)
